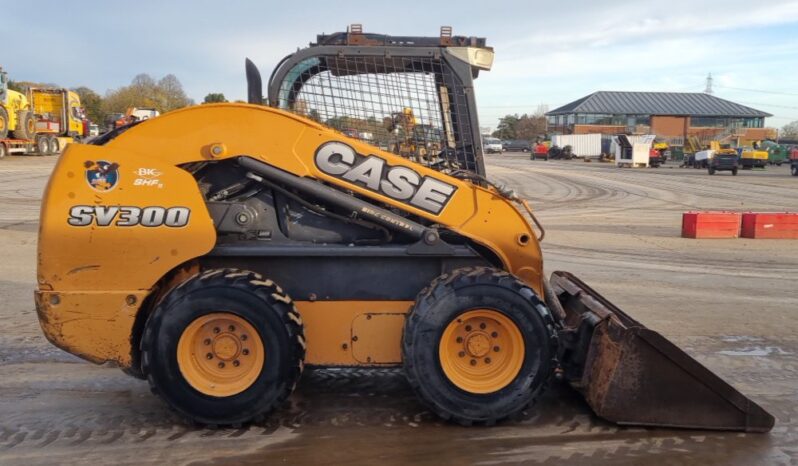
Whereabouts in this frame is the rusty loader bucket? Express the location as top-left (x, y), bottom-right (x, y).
top-left (548, 271), bottom-right (774, 432)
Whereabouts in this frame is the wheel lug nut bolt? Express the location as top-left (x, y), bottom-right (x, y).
top-left (494, 346), bottom-right (500, 352)
top-left (206, 353), bottom-right (213, 359)
top-left (204, 338), bottom-right (211, 345)
top-left (491, 332), bottom-right (498, 338)
top-left (213, 327), bottom-right (220, 334)
top-left (233, 360), bottom-right (240, 367)
top-left (470, 359), bottom-right (477, 366)
top-left (458, 351), bottom-right (465, 358)
top-left (241, 334), bottom-right (248, 341)
top-left (480, 323), bottom-right (486, 330)
top-left (218, 362), bottom-right (225, 368)
top-left (242, 349), bottom-right (250, 356)
top-left (465, 325), bottom-right (472, 332)
top-left (485, 357), bottom-right (491, 364)
top-left (229, 325), bottom-right (235, 332)
top-left (456, 337), bottom-right (463, 343)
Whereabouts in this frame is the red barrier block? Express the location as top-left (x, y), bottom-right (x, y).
top-left (682, 211), bottom-right (741, 238)
top-left (741, 212), bottom-right (798, 239)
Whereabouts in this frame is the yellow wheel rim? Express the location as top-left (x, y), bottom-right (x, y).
top-left (439, 309), bottom-right (525, 394)
top-left (177, 312), bottom-right (265, 397)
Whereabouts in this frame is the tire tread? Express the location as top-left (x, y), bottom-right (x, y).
top-left (403, 266), bottom-right (557, 426)
top-left (141, 268), bottom-right (305, 426)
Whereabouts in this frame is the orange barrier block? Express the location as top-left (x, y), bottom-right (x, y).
top-left (682, 211), bottom-right (742, 239)
top-left (741, 212), bottom-right (798, 239)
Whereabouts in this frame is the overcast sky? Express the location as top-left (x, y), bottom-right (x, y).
top-left (3, 0), bottom-right (797, 129)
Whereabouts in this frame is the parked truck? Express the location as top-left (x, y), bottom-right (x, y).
top-left (0, 67), bottom-right (87, 158)
top-left (28, 87), bottom-right (88, 153)
top-left (791, 147), bottom-right (798, 176)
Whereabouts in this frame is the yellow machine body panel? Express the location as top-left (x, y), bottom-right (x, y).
top-left (36, 103), bottom-right (543, 367)
top-left (741, 149), bottom-right (768, 161)
top-left (297, 301), bottom-right (414, 366)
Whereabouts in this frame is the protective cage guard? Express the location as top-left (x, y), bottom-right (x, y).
top-left (266, 30), bottom-right (488, 176)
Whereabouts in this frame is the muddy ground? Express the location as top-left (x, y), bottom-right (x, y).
top-left (0, 153), bottom-right (796, 465)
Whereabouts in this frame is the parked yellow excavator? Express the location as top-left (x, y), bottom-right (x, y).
top-left (35, 26), bottom-right (773, 431)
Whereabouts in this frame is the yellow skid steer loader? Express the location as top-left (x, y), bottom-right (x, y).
top-left (35, 26), bottom-right (773, 431)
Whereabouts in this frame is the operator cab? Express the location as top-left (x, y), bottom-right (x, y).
top-left (256, 25), bottom-right (494, 176)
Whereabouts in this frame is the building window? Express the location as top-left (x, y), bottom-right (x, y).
top-left (691, 116), bottom-right (763, 128)
top-left (581, 114), bottom-right (611, 125)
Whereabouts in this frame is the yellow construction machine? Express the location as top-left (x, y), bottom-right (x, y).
top-left (35, 26), bottom-right (773, 431)
top-left (0, 67), bottom-right (37, 141)
top-left (739, 145), bottom-right (768, 169)
top-left (1, 67), bottom-right (87, 157)
top-left (386, 108), bottom-right (445, 164)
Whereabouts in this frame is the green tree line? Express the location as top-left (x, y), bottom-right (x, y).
top-left (490, 104), bottom-right (549, 140)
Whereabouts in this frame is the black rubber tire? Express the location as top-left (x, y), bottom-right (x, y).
top-left (49, 136), bottom-right (60, 155)
top-left (0, 142), bottom-right (6, 159)
top-left (708, 166), bottom-right (715, 175)
top-left (141, 268), bottom-right (305, 426)
top-left (11, 111), bottom-right (35, 140)
top-left (402, 267), bottom-right (556, 426)
top-left (791, 165), bottom-right (797, 176)
top-left (0, 107), bottom-right (8, 139)
top-left (733, 168), bottom-right (739, 176)
top-left (36, 136), bottom-right (50, 156)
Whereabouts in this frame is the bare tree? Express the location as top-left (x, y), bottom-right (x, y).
top-left (782, 121), bottom-right (798, 139)
top-left (102, 73), bottom-right (194, 115)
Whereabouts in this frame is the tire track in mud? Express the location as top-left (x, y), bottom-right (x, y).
top-left (0, 164), bottom-right (50, 227)
top-left (543, 242), bottom-right (798, 278)
top-left (490, 158), bottom-right (797, 214)
top-left (3, 356), bottom-right (796, 462)
top-left (0, 369), bottom-right (428, 452)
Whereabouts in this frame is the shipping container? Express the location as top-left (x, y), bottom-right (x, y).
top-left (550, 134), bottom-right (602, 158)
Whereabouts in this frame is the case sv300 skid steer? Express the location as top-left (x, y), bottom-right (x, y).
top-left (35, 26), bottom-right (773, 431)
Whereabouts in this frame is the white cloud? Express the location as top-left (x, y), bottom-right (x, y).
top-left (3, 0), bottom-right (797, 127)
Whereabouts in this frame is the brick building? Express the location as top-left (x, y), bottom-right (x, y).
top-left (546, 91), bottom-right (773, 141)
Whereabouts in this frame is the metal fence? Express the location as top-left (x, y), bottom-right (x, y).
top-left (275, 54), bottom-right (479, 173)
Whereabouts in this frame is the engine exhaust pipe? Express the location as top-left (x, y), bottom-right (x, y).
top-left (245, 58), bottom-right (263, 105)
